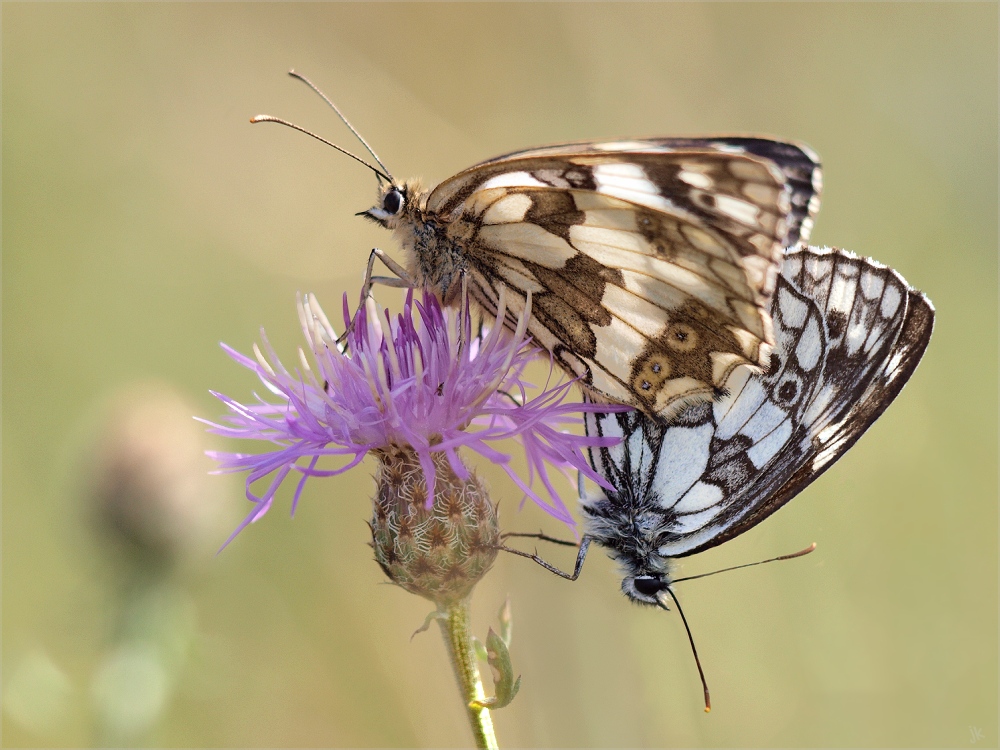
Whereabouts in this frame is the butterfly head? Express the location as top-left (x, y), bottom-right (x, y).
top-left (623, 572), bottom-right (672, 606)
top-left (360, 180), bottom-right (426, 229)
top-left (582, 492), bottom-right (676, 606)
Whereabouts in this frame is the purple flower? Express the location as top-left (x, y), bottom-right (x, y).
top-left (204, 288), bottom-right (622, 546)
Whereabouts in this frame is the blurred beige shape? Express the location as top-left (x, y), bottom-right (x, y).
top-left (3, 649), bottom-right (73, 738)
top-left (85, 382), bottom-right (232, 564)
top-left (90, 642), bottom-right (169, 739)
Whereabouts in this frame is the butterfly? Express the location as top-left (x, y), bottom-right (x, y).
top-left (360, 138), bottom-right (822, 423)
top-left (253, 72), bottom-right (822, 421)
top-left (502, 246), bottom-right (933, 709)
top-left (579, 244), bottom-right (934, 592)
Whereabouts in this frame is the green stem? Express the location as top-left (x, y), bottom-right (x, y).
top-left (437, 598), bottom-right (498, 750)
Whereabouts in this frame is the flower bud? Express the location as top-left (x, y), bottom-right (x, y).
top-left (86, 383), bottom-right (228, 568)
top-left (370, 447), bottom-right (499, 605)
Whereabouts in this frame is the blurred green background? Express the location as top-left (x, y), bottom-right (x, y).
top-left (4, 3), bottom-right (996, 747)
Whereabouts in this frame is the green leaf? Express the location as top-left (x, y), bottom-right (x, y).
top-left (470, 628), bottom-right (520, 710)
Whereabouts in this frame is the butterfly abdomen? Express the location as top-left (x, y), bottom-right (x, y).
top-left (582, 494), bottom-right (676, 601)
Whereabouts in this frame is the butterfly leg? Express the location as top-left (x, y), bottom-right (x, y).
top-left (499, 536), bottom-right (593, 581)
top-left (360, 247), bottom-right (413, 299)
top-left (337, 249), bottom-right (414, 348)
top-left (501, 530), bottom-right (577, 547)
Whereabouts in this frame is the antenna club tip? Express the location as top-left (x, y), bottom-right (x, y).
top-left (704, 706), bottom-right (711, 714)
top-left (250, 115), bottom-right (267, 124)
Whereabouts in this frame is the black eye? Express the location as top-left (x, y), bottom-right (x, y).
top-left (633, 576), bottom-right (665, 597)
top-left (383, 189), bottom-right (404, 215)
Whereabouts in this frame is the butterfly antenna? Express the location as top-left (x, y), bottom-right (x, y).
top-left (250, 115), bottom-right (392, 182)
top-left (249, 115), bottom-right (392, 183)
top-left (672, 543), bottom-right (816, 584)
top-left (287, 69), bottom-right (395, 184)
top-left (660, 588), bottom-right (711, 713)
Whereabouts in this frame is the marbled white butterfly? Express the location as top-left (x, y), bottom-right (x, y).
top-left (504, 246), bottom-right (933, 709)
top-left (253, 72), bottom-right (822, 421)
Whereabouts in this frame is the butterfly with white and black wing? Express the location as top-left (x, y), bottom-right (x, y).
top-left (252, 72), bottom-right (822, 422)
top-left (502, 246), bottom-right (933, 708)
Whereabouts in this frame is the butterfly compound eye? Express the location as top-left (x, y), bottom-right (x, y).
top-left (633, 576), bottom-right (666, 597)
top-left (383, 188), bottom-right (404, 215)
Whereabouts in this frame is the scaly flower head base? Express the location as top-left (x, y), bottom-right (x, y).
top-left (372, 446), bottom-right (499, 605)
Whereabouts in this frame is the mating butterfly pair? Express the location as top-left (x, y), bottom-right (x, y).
top-left (318, 105), bottom-right (931, 598)
top-left (256, 71), bottom-right (933, 709)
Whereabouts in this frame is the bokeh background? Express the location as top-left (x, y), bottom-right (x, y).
top-left (4, 3), bottom-right (997, 747)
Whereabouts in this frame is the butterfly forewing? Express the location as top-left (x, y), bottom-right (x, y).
top-left (456, 136), bottom-right (821, 245)
top-left (582, 246), bottom-right (933, 563)
top-left (415, 139), bottom-right (821, 419)
top-left (642, 137), bottom-right (823, 247)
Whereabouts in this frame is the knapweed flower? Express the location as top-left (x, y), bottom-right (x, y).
top-left (205, 287), bottom-right (620, 600)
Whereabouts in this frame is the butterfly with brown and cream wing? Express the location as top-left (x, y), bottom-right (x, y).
top-left (252, 71), bottom-right (822, 421)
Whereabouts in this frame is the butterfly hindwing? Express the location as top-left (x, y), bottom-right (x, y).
top-left (583, 264), bottom-right (829, 554)
top-left (462, 188), bottom-right (775, 413)
top-left (703, 286), bottom-right (935, 553)
top-left (583, 246), bottom-right (933, 565)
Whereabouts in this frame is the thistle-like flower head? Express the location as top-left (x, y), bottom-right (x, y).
top-left (205, 288), bottom-right (620, 548)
